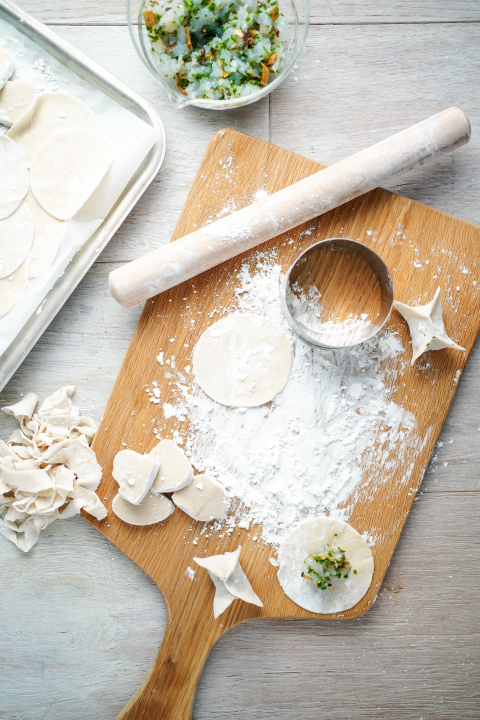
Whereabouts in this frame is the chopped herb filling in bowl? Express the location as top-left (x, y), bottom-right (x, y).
top-left (143, 0), bottom-right (288, 100)
top-left (128, 0), bottom-right (309, 108)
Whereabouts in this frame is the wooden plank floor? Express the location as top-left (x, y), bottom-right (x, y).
top-left (1, 1), bottom-right (479, 718)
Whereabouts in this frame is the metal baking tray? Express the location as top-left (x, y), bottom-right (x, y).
top-left (0, 0), bottom-right (166, 392)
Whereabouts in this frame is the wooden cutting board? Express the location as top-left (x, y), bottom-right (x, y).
top-left (85, 128), bottom-right (480, 720)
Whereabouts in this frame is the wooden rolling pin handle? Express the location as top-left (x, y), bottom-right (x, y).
top-left (109, 107), bottom-right (470, 308)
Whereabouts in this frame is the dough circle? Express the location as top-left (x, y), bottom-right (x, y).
top-left (0, 79), bottom-right (36, 127)
top-left (193, 314), bottom-right (292, 407)
top-left (8, 92), bottom-right (98, 165)
top-left (277, 517), bottom-right (374, 614)
top-left (0, 257), bottom-right (29, 319)
top-left (112, 491), bottom-right (175, 526)
top-left (30, 128), bottom-right (116, 221)
top-left (0, 135), bottom-right (29, 220)
top-left (0, 49), bottom-right (14, 91)
top-left (25, 190), bottom-right (66, 279)
top-left (173, 474), bottom-right (229, 522)
top-left (0, 201), bottom-right (34, 279)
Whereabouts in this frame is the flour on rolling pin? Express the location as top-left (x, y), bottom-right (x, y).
top-left (145, 251), bottom-right (426, 547)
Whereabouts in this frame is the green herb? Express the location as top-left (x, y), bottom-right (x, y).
top-left (302, 540), bottom-right (355, 591)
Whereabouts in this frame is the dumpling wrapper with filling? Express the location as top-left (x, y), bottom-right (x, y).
top-left (30, 128), bottom-right (116, 221)
top-left (0, 135), bottom-right (30, 221)
top-left (0, 257), bottom-right (29, 320)
top-left (277, 517), bottom-right (375, 614)
top-left (112, 449), bottom-right (159, 505)
top-left (112, 490), bottom-right (175, 526)
top-left (149, 438), bottom-right (193, 493)
top-left (25, 190), bottom-right (66, 279)
top-left (8, 92), bottom-right (98, 165)
top-left (393, 287), bottom-right (465, 365)
top-left (194, 546), bottom-right (263, 619)
top-left (173, 474), bottom-right (229, 522)
top-left (0, 49), bottom-right (14, 91)
top-left (0, 80), bottom-right (36, 127)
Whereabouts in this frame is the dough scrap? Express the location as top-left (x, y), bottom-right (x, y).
top-left (393, 287), bottom-right (465, 365)
top-left (0, 256), bottom-right (29, 320)
top-left (194, 546), bottom-right (263, 619)
top-left (112, 449), bottom-right (159, 505)
top-left (30, 128), bottom-right (115, 221)
top-left (0, 80), bottom-right (36, 127)
top-left (277, 517), bottom-right (374, 614)
top-left (112, 490), bottom-right (175, 526)
top-left (150, 438), bottom-right (193, 493)
top-left (0, 49), bottom-right (14, 91)
top-left (8, 92), bottom-right (98, 165)
top-left (173, 474), bottom-right (229, 522)
top-left (0, 200), bottom-right (34, 278)
top-left (193, 314), bottom-right (292, 407)
top-left (25, 190), bottom-right (67, 279)
top-left (0, 386), bottom-right (106, 552)
top-left (0, 135), bottom-right (29, 221)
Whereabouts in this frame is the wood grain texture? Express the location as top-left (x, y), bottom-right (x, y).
top-left (15, 0), bottom-right (480, 25)
top-left (84, 128), bottom-right (480, 718)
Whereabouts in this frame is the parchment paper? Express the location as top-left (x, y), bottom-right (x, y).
top-left (0, 21), bottom-right (159, 357)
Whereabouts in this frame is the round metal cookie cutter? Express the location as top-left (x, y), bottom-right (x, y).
top-left (280, 238), bottom-right (394, 349)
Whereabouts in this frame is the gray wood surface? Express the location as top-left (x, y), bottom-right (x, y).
top-left (1, 1), bottom-right (479, 718)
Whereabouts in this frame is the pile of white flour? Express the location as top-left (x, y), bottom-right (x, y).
top-left (148, 250), bottom-right (424, 546)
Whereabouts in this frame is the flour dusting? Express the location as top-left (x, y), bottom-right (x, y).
top-left (147, 251), bottom-right (424, 546)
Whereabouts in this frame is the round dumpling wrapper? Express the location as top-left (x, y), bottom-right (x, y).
top-left (0, 79), bottom-right (36, 127)
top-left (193, 313), bottom-right (292, 407)
top-left (0, 201), bottom-right (34, 279)
top-left (8, 92), bottom-right (98, 165)
top-left (277, 516), bottom-right (374, 614)
top-left (0, 49), bottom-right (14, 91)
top-left (0, 256), bottom-right (29, 320)
top-left (0, 135), bottom-right (29, 220)
top-left (25, 190), bottom-right (66, 279)
top-left (30, 128), bottom-right (115, 221)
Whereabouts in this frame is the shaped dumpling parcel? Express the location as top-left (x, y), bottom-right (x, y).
top-left (194, 546), bottom-right (263, 619)
top-left (112, 449), bottom-right (159, 505)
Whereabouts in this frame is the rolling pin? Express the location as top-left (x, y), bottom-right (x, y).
top-left (109, 106), bottom-right (470, 307)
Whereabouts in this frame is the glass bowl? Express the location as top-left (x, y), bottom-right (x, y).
top-left (127, 0), bottom-right (310, 110)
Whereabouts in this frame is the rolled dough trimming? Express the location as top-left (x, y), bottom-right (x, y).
top-left (277, 517), bottom-right (374, 614)
top-left (173, 474), bottom-right (229, 522)
top-left (30, 128), bottom-right (116, 221)
top-left (193, 313), bottom-right (292, 407)
top-left (112, 449), bottom-right (159, 505)
top-left (149, 438), bottom-right (193, 493)
top-left (112, 490), bottom-right (175, 526)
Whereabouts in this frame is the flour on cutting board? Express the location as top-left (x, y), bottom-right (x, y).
top-left (145, 250), bottom-right (429, 547)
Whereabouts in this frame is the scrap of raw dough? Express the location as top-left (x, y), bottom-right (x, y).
top-left (112, 490), bottom-right (175, 526)
top-left (173, 474), bottom-right (229, 522)
top-left (0, 256), bottom-right (29, 319)
top-left (0, 49), bottom-right (14, 91)
top-left (8, 92), bottom-right (98, 165)
top-left (0, 200), bottom-right (34, 278)
top-left (0, 135), bottom-right (29, 220)
top-left (193, 314), bottom-right (292, 407)
top-left (277, 517), bottom-right (374, 614)
top-left (194, 546), bottom-right (263, 619)
top-left (0, 80), bottom-right (36, 127)
top-left (112, 449), bottom-right (159, 505)
top-left (30, 128), bottom-right (116, 221)
top-left (393, 287), bottom-right (465, 365)
top-left (25, 190), bottom-right (67, 279)
top-left (0, 386), bottom-right (106, 552)
top-left (150, 438), bottom-right (193, 493)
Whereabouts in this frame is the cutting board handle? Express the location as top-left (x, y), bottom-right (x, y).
top-left (116, 601), bottom-right (221, 720)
